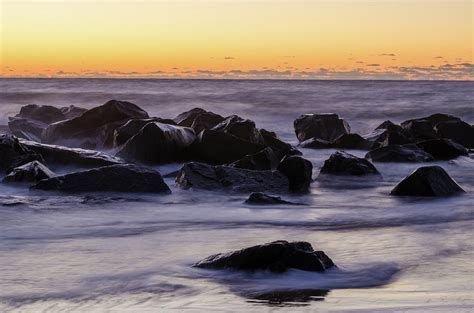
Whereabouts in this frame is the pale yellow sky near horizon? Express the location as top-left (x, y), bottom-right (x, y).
top-left (1, 0), bottom-right (473, 79)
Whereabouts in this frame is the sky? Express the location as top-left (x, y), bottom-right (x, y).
top-left (0, 0), bottom-right (472, 80)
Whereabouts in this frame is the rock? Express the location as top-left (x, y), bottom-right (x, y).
top-left (229, 147), bottom-right (280, 170)
top-left (113, 118), bottom-right (177, 146)
top-left (174, 108), bottom-right (225, 133)
top-left (401, 113), bottom-right (461, 128)
top-left (19, 139), bottom-right (123, 168)
top-left (320, 151), bottom-right (380, 176)
top-left (192, 130), bottom-right (266, 164)
top-left (294, 113), bottom-right (350, 142)
top-left (390, 166), bottom-right (465, 197)
top-left (176, 162), bottom-right (289, 193)
top-left (435, 120), bottom-right (474, 149)
top-left (32, 164), bottom-right (170, 193)
top-left (194, 240), bottom-right (335, 273)
top-left (366, 144), bottom-right (434, 163)
top-left (277, 156), bottom-right (313, 193)
top-left (60, 105), bottom-right (87, 120)
top-left (244, 192), bottom-right (300, 205)
top-left (42, 100), bottom-right (149, 149)
top-left (15, 104), bottom-right (66, 124)
top-left (260, 129), bottom-right (301, 160)
top-left (2, 161), bottom-right (55, 183)
top-left (375, 120), bottom-right (403, 132)
top-left (212, 115), bottom-right (265, 144)
top-left (364, 128), bottom-right (412, 149)
top-left (302, 133), bottom-right (370, 150)
top-left (416, 139), bottom-right (468, 160)
top-left (8, 117), bottom-right (47, 142)
top-left (300, 138), bottom-right (333, 149)
top-left (0, 134), bottom-right (43, 173)
top-left (116, 122), bottom-right (196, 164)
top-left (401, 120), bottom-right (438, 141)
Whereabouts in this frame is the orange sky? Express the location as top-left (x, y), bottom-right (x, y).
top-left (1, 0), bottom-right (472, 79)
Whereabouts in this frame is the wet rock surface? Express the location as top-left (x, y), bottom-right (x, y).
top-left (366, 144), bottom-right (434, 163)
top-left (0, 134), bottom-right (44, 173)
top-left (2, 161), bottom-right (55, 184)
top-left (294, 113), bottom-right (350, 142)
top-left (320, 151), bottom-right (380, 176)
top-left (277, 156), bottom-right (313, 193)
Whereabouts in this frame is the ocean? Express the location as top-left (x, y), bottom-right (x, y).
top-left (0, 78), bottom-right (473, 312)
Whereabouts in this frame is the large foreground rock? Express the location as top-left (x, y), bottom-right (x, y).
top-left (2, 161), bottom-right (55, 183)
top-left (294, 113), bottom-right (350, 142)
top-left (176, 162), bottom-right (289, 193)
top-left (416, 139), bottom-right (468, 160)
top-left (194, 240), bottom-right (335, 273)
top-left (366, 144), bottom-right (434, 163)
top-left (0, 135), bottom-right (43, 173)
top-left (32, 164), bottom-right (170, 193)
top-left (390, 166), bottom-right (465, 197)
top-left (320, 151), bottom-right (380, 176)
top-left (277, 156), bottom-right (313, 193)
top-left (20, 139), bottom-right (123, 168)
top-left (116, 122), bottom-right (196, 164)
top-left (42, 100), bottom-right (149, 149)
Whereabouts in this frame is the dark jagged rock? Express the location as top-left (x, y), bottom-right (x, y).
top-left (401, 113), bottom-right (461, 128)
top-left (32, 164), bottom-right (170, 193)
top-left (364, 128), bottom-right (412, 149)
top-left (375, 120), bottom-right (403, 132)
top-left (60, 105), bottom-right (87, 120)
top-left (416, 139), bottom-right (468, 160)
top-left (230, 147), bottom-right (280, 170)
top-left (0, 134), bottom-right (43, 173)
top-left (390, 166), bottom-right (465, 197)
top-left (244, 192), bottom-right (300, 205)
top-left (401, 120), bottom-right (438, 141)
top-left (15, 104), bottom-right (66, 124)
top-left (174, 108), bottom-right (225, 133)
top-left (42, 100), bottom-right (149, 149)
top-left (212, 115), bottom-right (265, 144)
top-left (113, 118), bottom-right (177, 147)
top-left (116, 122), bottom-right (196, 165)
top-left (20, 139), bottom-right (123, 168)
top-left (176, 162), bottom-right (289, 193)
top-left (8, 117), bottom-right (47, 142)
top-left (435, 120), bottom-right (474, 149)
top-left (302, 133), bottom-right (370, 150)
top-left (260, 129), bottom-right (301, 159)
top-left (294, 113), bottom-right (350, 142)
top-left (299, 137), bottom-right (333, 149)
top-left (366, 144), bottom-right (434, 163)
top-left (277, 156), bottom-right (313, 193)
top-left (2, 161), bottom-right (55, 183)
top-left (192, 130), bottom-right (266, 164)
top-left (194, 240), bottom-right (335, 273)
top-left (320, 151), bottom-right (380, 176)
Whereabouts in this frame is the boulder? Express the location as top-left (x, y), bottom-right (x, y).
top-left (192, 130), bottom-right (266, 164)
top-left (116, 122), bottom-right (196, 164)
top-left (260, 129), bottom-right (301, 160)
top-left (435, 120), bottom-right (474, 149)
top-left (277, 156), bottom-right (313, 193)
top-left (301, 133), bottom-right (370, 150)
top-left (60, 105), bottom-right (87, 120)
top-left (366, 145), bottom-right (434, 163)
top-left (364, 128), bottom-right (412, 149)
top-left (20, 139), bottom-right (123, 168)
top-left (42, 100), bottom-right (149, 149)
top-left (212, 115), bottom-right (265, 144)
top-left (32, 164), bottom-right (170, 193)
top-left (15, 104), bottom-right (66, 124)
top-left (113, 118), bottom-right (177, 147)
top-left (416, 139), bottom-right (468, 160)
top-left (401, 113), bottom-right (461, 128)
top-left (229, 147), bottom-right (280, 170)
top-left (390, 166), bottom-right (465, 197)
top-left (174, 108), bottom-right (225, 133)
top-left (401, 120), bottom-right (438, 141)
top-left (299, 138), bottom-right (333, 149)
top-left (8, 117), bottom-right (47, 142)
top-left (375, 120), bottom-right (403, 132)
top-left (294, 113), bottom-right (350, 142)
top-left (244, 192), bottom-right (301, 205)
top-left (194, 240), bottom-right (335, 273)
top-left (176, 162), bottom-right (289, 193)
top-left (0, 134), bottom-right (43, 173)
top-left (320, 151), bottom-right (380, 176)
top-left (2, 161), bottom-right (55, 183)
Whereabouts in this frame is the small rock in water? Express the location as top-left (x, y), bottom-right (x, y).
top-left (294, 113), bottom-right (350, 142)
top-left (2, 161), bottom-right (55, 184)
top-left (320, 151), bottom-right (380, 176)
top-left (390, 166), bottom-right (465, 197)
top-left (244, 192), bottom-right (301, 205)
top-left (230, 147), bottom-right (280, 170)
top-left (277, 156), bottom-right (313, 193)
top-left (416, 138), bottom-right (468, 160)
top-left (194, 240), bottom-right (335, 273)
top-left (434, 120), bottom-right (474, 149)
top-left (366, 144), bottom-right (434, 163)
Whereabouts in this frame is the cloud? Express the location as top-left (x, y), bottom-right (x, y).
top-left (224, 56), bottom-right (235, 60)
top-left (379, 53), bottom-right (396, 57)
top-left (366, 64), bottom-right (380, 67)
top-left (434, 56), bottom-right (444, 59)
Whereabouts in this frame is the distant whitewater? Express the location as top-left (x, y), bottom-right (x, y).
top-left (0, 78), bottom-right (473, 312)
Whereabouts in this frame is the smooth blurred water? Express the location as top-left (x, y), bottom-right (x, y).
top-left (0, 79), bottom-right (473, 312)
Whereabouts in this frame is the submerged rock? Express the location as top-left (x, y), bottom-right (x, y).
top-left (174, 108), bottom-right (225, 133)
top-left (277, 156), bottom-right (313, 193)
top-left (2, 161), bottom-right (55, 183)
top-left (390, 166), bottom-right (465, 197)
top-left (244, 192), bottom-right (301, 205)
top-left (42, 100), bottom-right (149, 149)
top-left (366, 144), bottom-right (434, 163)
top-left (320, 151), bottom-right (380, 176)
top-left (416, 139), bottom-right (468, 160)
top-left (176, 162), bottom-right (289, 193)
top-left (32, 164), bottom-right (170, 193)
top-left (230, 147), bottom-right (280, 170)
top-left (194, 240), bottom-right (335, 273)
top-left (116, 122), bottom-right (196, 164)
top-left (435, 120), bottom-right (474, 149)
top-left (0, 134), bottom-right (43, 173)
top-left (294, 113), bottom-right (350, 142)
